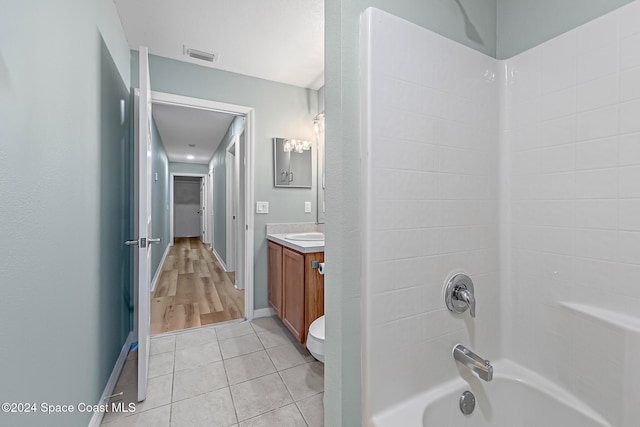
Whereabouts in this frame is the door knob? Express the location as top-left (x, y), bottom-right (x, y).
top-left (125, 237), bottom-right (160, 247)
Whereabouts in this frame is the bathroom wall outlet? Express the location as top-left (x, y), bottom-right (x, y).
top-left (256, 201), bottom-right (269, 214)
top-left (305, 201), bottom-right (311, 213)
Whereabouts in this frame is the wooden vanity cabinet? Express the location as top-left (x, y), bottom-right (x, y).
top-left (267, 241), bottom-right (324, 343)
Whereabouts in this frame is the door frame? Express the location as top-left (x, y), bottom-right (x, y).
top-left (170, 173), bottom-right (207, 242)
top-left (200, 177), bottom-right (206, 243)
top-left (207, 168), bottom-right (215, 246)
top-left (152, 90), bottom-right (256, 320)
top-left (226, 141), bottom-right (237, 273)
top-left (234, 128), bottom-right (246, 291)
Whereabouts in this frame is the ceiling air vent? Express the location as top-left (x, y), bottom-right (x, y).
top-left (183, 45), bottom-right (218, 63)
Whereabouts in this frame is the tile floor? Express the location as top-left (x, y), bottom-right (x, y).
top-left (101, 316), bottom-right (324, 427)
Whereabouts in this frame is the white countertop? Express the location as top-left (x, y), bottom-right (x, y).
top-left (266, 233), bottom-right (325, 253)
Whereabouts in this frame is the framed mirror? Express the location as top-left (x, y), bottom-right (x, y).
top-left (273, 137), bottom-right (313, 188)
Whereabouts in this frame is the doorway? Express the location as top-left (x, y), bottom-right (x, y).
top-left (173, 175), bottom-right (203, 239)
top-left (149, 91), bottom-right (255, 333)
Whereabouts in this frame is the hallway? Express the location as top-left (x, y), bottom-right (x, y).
top-left (151, 237), bottom-right (244, 334)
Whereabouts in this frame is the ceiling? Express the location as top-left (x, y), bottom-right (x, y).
top-left (115, 0), bottom-right (324, 164)
top-left (152, 103), bottom-right (236, 164)
top-left (114, 0), bottom-right (324, 90)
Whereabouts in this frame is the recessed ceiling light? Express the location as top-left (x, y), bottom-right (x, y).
top-left (187, 155), bottom-right (195, 160)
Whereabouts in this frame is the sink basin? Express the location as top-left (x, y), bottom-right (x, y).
top-left (285, 232), bottom-right (325, 241)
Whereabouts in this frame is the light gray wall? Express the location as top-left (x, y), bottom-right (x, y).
top-left (132, 53), bottom-right (320, 311)
top-left (169, 161), bottom-right (209, 175)
top-left (0, 1), bottom-right (132, 426)
top-left (318, 86), bottom-right (325, 113)
top-left (496, 0), bottom-right (634, 59)
top-left (316, 86), bottom-right (326, 224)
top-left (151, 119), bottom-right (170, 279)
top-left (324, 1), bottom-right (497, 425)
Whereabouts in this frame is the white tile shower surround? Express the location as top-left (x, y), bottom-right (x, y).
top-left (101, 317), bottom-right (324, 427)
top-left (362, 7), bottom-right (501, 419)
top-left (362, 2), bottom-right (640, 426)
top-left (507, 3), bottom-right (640, 425)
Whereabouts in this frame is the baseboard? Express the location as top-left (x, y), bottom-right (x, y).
top-left (253, 307), bottom-right (276, 318)
top-left (150, 243), bottom-right (172, 293)
top-left (88, 331), bottom-right (133, 427)
top-left (212, 247), bottom-right (228, 271)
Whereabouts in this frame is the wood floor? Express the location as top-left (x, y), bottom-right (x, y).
top-left (150, 237), bottom-right (244, 334)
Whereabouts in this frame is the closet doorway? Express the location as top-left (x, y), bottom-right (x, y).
top-left (172, 175), bottom-right (203, 240)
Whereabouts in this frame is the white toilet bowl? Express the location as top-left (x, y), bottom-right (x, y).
top-left (306, 315), bottom-right (325, 363)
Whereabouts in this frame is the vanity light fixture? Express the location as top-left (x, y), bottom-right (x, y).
top-left (186, 155), bottom-right (195, 160)
top-left (283, 139), bottom-right (312, 153)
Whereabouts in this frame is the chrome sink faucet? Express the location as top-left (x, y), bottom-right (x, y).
top-left (453, 344), bottom-right (493, 382)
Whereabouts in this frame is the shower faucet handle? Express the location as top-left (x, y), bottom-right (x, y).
top-left (444, 273), bottom-right (476, 318)
top-left (453, 286), bottom-right (475, 317)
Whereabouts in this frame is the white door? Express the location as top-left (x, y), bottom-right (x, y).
top-left (135, 46), bottom-right (154, 402)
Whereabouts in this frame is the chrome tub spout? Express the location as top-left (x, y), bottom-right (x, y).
top-left (453, 344), bottom-right (493, 382)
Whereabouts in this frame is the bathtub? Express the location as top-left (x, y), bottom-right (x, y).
top-left (371, 360), bottom-right (611, 427)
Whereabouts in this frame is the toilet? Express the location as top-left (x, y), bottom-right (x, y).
top-left (306, 315), bottom-right (325, 363)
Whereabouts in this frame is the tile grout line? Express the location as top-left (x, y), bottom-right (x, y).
top-left (220, 336), bottom-right (241, 426)
top-left (168, 338), bottom-right (176, 426)
top-left (295, 398), bottom-right (313, 427)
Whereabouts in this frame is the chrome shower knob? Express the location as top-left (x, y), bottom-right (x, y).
top-left (444, 273), bottom-right (476, 318)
